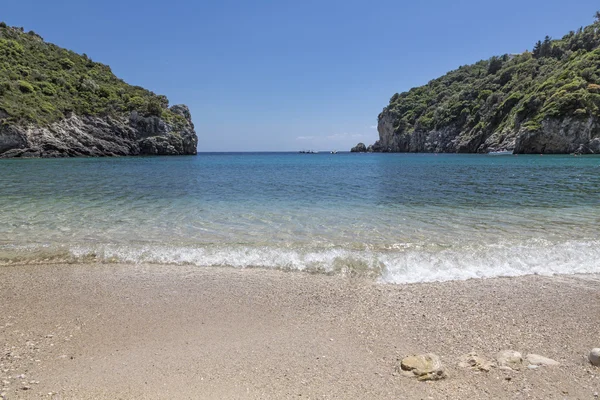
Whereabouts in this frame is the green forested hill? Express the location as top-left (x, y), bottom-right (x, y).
top-left (0, 23), bottom-right (184, 127)
top-left (370, 13), bottom-right (600, 153)
top-left (0, 23), bottom-right (196, 158)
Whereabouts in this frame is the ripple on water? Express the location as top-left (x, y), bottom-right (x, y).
top-left (0, 153), bottom-right (599, 282)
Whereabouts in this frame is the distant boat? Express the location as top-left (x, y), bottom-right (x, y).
top-left (330, 150), bottom-right (338, 154)
top-left (488, 150), bottom-right (513, 156)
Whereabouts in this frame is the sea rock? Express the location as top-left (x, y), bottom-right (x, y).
top-left (526, 354), bottom-right (560, 367)
top-left (590, 348), bottom-right (600, 366)
top-left (399, 353), bottom-right (446, 381)
top-left (458, 352), bottom-right (494, 372)
top-left (496, 350), bottom-right (523, 371)
top-left (350, 142), bottom-right (367, 153)
top-left (0, 105), bottom-right (198, 158)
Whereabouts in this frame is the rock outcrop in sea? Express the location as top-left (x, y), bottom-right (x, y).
top-left (0, 105), bottom-right (197, 158)
top-left (350, 142), bottom-right (367, 153)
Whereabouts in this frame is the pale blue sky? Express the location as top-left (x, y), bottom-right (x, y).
top-left (3, 1), bottom-right (599, 151)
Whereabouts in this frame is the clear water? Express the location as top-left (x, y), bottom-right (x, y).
top-left (1, 153), bottom-right (599, 283)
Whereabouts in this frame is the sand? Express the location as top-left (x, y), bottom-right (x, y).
top-left (1, 263), bottom-right (599, 399)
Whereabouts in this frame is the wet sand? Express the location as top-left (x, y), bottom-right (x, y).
top-left (1, 263), bottom-right (599, 399)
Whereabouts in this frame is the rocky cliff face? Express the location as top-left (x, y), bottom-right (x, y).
top-left (514, 117), bottom-right (600, 154)
top-left (0, 104), bottom-right (198, 158)
top-left (362, 109), bottom-right (600, 154)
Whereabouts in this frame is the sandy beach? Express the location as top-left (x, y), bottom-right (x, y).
top-left (1, 263), bottom-right (599, 399)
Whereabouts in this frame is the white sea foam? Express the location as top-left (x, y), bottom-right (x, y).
top-left (379, 240), bottom-right (600, 283)
top-left (60, 239), bottom-right (600, 284)
top-left (2, 239), bottom-right (598, 284)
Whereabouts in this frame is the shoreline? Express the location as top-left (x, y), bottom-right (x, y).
top-left (1, 263), bottom-right (599, 399)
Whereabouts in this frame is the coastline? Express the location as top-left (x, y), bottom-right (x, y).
top-left (1, 263), bottom-right (599, 399)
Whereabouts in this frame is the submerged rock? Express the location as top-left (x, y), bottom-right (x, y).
top-left (590, 348), bottom-right (600, 366)
top-left (526, 354), bottom-right (560, 367)
top-left (399, 353), bottom-right (446, 381)
top-left (458, 352), bottom-right (494, 372)
top-left (496, 350), bottom-right (523, 371)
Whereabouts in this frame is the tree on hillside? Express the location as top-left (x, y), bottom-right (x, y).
top-left (533, 40), bottom-right (542, 58)
top-left (487, 56), bottom-right (503, 75)
top-left (595, 11), bottom-right (600, 22)
top-left (541, 36), bottom-right (552, 56)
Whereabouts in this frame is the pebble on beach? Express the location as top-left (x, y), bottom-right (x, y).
top-left (590, 348), bottom-right (600, 366)
top-left (525, 354), bottom-right (560, 367)
top-left (496, 350), bottom-right (523, 371)
top-left (458, 353), bottom-right (494, 372)
top-left (399, 353), bottom-right (447, 381)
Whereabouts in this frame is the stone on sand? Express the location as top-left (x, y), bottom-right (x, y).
top-left (496, 350), bottom-right (523, 371)
top-left (590, 348), bottom-right (600, 366)
top-left (458, 352), bottom-right (494, 372)
top-left (526, 354), bottom-right (560, 367)
top-left (399, 353), bottom-right (446, 381)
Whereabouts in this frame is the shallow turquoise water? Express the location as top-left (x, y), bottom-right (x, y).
top-left (1, 153), bottom-right (599, 283)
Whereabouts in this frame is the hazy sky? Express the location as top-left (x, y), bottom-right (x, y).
top-left (3, 0), bottom-right (599, 151)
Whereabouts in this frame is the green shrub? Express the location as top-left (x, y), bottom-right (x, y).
top-left (59, 58), bottom-right (74, 70)
top-left (39, 82), bottom-right (57, 96)
top-left (40, 102), bottom-right (56, 113)
top-left (478, 90), bottom-right (493, 101)
top-left (79, 78), bottom-right (98, 92)
top-left (97, 86), bottom-right (113, 98)
top-left (523, 120), bottom-right (542, 131)
top-left (0, 81), bottom-right (11, 95)
top-left (17, 80), bottom-right (34, 93)
top-left (146, 98), bottom-right (162, 117)
top-left (0, 39), bottom-right (24, 57)
top-left (128, 96), bottom-right (145, 111)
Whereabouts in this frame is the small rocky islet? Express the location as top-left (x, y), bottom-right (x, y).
top-left (354, 14), bottom-right (600, 155)
top-left (0, 23), bottom-right (197, 158)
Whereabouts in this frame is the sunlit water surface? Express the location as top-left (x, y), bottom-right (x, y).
top-left (1, 153), bottom-right (599, 283)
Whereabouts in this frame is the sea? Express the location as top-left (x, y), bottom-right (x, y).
top-left (1, 152), bottom-right (599, 284)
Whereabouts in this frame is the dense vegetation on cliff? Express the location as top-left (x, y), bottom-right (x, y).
top-left (377, 14), bottom-right (600, 152)
top-left (0, 23), bottom-right (185, 127)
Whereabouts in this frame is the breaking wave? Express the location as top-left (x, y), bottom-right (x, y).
top-left (1, 239), bottom-right (599, 284)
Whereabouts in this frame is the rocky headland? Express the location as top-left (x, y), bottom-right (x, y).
top-left (0, 24), bottom-right (197, 158)
top-left (0, 105), bottom-right (197, 158)
top-left (354, 15), bottom-right (600, 154)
